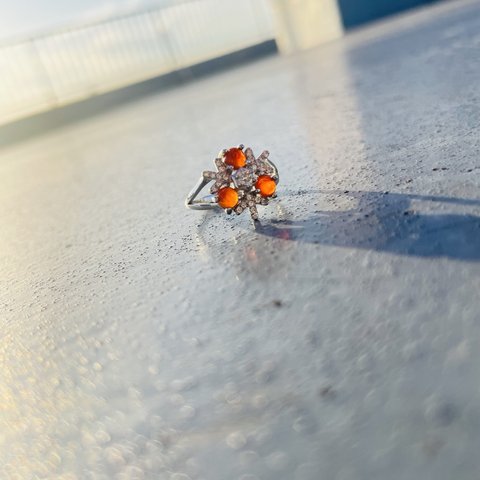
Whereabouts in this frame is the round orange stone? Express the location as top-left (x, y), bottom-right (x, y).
top-left (217, 187), bottom-right (239, 209)
top-left (224, 148), bottom-right (246, 169)
top-left (255, 175), bottom-right (276, 197)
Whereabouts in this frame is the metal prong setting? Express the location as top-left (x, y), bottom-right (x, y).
top-left (186, 145), bottom-right (279, 221)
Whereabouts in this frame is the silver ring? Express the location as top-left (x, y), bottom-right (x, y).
top-left (185, 144), bottom-right (279, 221)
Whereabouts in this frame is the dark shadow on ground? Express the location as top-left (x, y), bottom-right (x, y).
top-left (0, 40), bottom-right (277, 150)
top-left (255, 191), bottom-right (480, 261)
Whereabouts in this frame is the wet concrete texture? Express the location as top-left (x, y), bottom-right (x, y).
top-left (1, 0), bottom-right (480, 479)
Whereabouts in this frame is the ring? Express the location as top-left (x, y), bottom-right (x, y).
top-left (185, 144), bottom-right (279, 221)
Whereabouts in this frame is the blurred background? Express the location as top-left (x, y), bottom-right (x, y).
top-left (0, 0), bottom-right (443, 129)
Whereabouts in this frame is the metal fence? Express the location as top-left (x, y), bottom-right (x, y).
top-left (0, 0), bottom-right (274, 126)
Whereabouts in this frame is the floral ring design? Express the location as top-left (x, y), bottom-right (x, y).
top-left (185, 144), bottom-right (279, 221)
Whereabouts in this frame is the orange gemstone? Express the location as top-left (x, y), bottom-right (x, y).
top-left (218, 187), bottom-right (239, 209)
top-left (255, 175), bottom-right (276, 197)
top-left (224, 148), bottom-right (246, 169)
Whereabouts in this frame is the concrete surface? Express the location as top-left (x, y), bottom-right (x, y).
top-left (1, 0), bottom-right (480, 479)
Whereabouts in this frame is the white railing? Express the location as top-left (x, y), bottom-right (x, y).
top-left (0, 0), bottom-right (274, 126)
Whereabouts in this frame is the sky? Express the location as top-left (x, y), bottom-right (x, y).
top-left (0, 0), bottom-right (164, 40)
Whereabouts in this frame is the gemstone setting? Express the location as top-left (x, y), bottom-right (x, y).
top-left (224, 147), bottom-right (246, 169)
top-left (256, 175), bottom-right (276, 197)
top-left (218, 187), bottom-right (239, 209)
top-left (202, 145), bottom-right (278, 220)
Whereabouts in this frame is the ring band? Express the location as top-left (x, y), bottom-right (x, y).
top-left (185, 145), bottom-right (279, 221)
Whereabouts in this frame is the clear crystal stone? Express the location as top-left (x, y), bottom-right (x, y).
top-left (232, 167), bottom-right (255, 189)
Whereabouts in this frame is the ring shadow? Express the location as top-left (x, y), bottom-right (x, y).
top-left (255, 190), bottom-right (480, 261)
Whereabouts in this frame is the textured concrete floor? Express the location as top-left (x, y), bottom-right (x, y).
top-left (1, 1), bottom-right (480, 479)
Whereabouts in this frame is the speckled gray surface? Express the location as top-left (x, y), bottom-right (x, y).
top-left (1, 1), bottom-right (480, 479)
